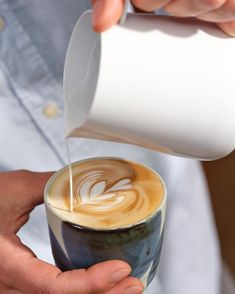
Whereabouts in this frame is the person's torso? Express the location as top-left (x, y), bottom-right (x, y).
top-left (0, 2), bottom-right (220, 293)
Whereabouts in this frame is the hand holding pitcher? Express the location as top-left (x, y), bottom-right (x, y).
top-left (64, 11), bottom-right (235, 161)
top-left (92, 0), bottom-right (235, 36)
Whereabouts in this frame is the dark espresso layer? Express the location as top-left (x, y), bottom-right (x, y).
top-left (47, 158), bottom-right (164, 229)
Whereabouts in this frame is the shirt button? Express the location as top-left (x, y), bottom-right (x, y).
top-left (0, 17), bottom-right (5, 31)
top-left (42, 103), bottom-right (60, 118)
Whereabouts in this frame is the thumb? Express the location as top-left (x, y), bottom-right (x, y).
top-left (53, 260), bottom-right (143, 293)
top-left (1, 235), bottom-right (143, 293)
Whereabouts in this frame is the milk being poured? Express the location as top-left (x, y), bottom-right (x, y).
top-left (65, 139), bottom-right (74, 212)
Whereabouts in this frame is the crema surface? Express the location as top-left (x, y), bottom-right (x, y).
top-left (47, 158), bottom-right (164, 229)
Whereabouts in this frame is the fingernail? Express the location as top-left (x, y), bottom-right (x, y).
top-left (123, 285), bottom-right (143, 294)
top-left (110, 268), bottom-right (131, 286)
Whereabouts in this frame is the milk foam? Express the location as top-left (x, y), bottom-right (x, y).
top-left (47, 158), bottom-right (164, 229)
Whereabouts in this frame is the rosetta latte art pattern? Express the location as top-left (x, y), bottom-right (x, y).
top-left (48, 158), bottom-right (164, 229)
top-left (73, 174), bottom-right (132, 207)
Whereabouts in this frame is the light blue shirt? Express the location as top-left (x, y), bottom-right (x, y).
top-left (0, 1), bottom-right (221, 293)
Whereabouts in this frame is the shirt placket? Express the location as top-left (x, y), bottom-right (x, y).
top-left (0, 0), bottom-right (72, 164)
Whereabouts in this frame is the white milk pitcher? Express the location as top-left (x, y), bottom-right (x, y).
top-left (63, 10), bottom-right (235, 160)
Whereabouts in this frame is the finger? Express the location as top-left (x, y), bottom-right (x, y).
top-left (0, 283), bottom-right (20, 294)
top-left (0, 171), bottom-right (53, 234)
top-left (92, 0), bottom-right (124, 32)
top-left (105, 277), bottom-right (144, 294)
top-left (0, 170), bottom-right (53, 206)
top-left (164, 0), bottom-right (226, 16)
top-left (22, 171), bottom-right (54, 206)
top-left (0, 283), bottom-right (23, 294)
top-left (1, 234), bottom-right (134, 294)
top-left (132, 0), bottom-right (172, 12)
top-left (8, 290), bottom-right (23, 294)
top-left (217, 20), bottom-right (235, 35)
top-left (198, 0), bottom-right (235, 22)
top-left (0, 282), bottom-right (21, 294)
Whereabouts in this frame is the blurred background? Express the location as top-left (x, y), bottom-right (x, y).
top-left (203, 151), bottom-right (235, 294)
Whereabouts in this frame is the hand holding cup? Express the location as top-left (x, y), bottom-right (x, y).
top-left (0, 170), bottom-right (143, 294)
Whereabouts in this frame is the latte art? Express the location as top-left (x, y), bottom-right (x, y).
top-left (75, 177), bottom-right (132, 208)
top-left (47, 158), bottom-right (164, 229)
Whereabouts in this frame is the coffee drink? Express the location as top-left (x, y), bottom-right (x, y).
top-left (47, 158), bottom-right (164, 229)
top-left (45, 157), bottom-right (166, 287)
